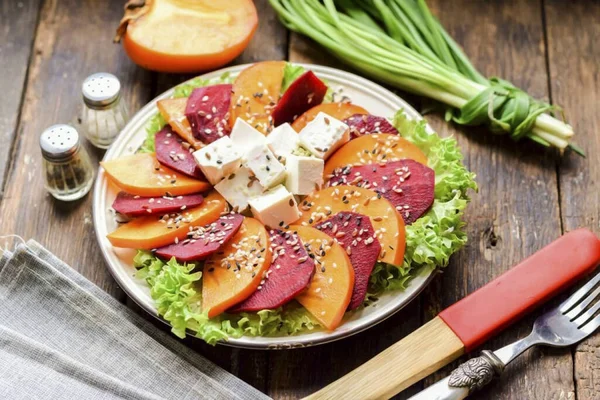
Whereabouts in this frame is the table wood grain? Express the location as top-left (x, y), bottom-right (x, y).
top-left (0, 1), bottom-right (598, 399)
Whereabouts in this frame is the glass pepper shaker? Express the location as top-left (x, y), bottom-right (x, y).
top-left (81, 72), bottom-right (129, 149)
top-left (40, 124), bottom-right (95, 201)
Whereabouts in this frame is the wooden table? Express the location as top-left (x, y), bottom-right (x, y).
top-left (1, 1), bottom-right (598, 398)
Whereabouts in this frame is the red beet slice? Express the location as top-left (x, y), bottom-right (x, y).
top-left (155, 125), bottom-right (205, 179)
top-left (112, 192), bottom-right (204, 217)
top-left (315, 212), bottom-right (381, 310)
top-left (342, 114), bottom-right (399, 139)
top-left (272, 71), bottom-right (328, 126)
top-left (328, 160), bottom-right (435, 225)
top-left (155, 213), bottom-right (243, 262)
top-left (229, 229), bottom-right (315, 313)
top-left (185, 84), bottom-right (232, 144)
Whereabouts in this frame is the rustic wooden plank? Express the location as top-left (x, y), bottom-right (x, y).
top-left (418, 1), bottom-right (571, 399)
top-left (0, 0), bottom-right (42, 196)
top-left (0, 0), bottom-right (154, 299)
top-left (545, 1), bottom-right (600, 399)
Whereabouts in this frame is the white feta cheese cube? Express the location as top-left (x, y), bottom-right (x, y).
top-left (230, 118), bottom-right (266, 154)
top-left (215, 167), bottom-right (264, 211)
top-left (244, 145), bottom-right (287, 189)
top-left (298, 112), bottom-right (350, 159)
top-left (266, 123), bottom-right (299, 159)
top-left (249, 185), bottom-right (301, 228)
top-left (285, 154), bottom-right (324, 195)
top-left (192, 136), bottom-right (241, 185)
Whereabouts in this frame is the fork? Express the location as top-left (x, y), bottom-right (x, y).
top-left (409, 271), bottom-right (600, 400)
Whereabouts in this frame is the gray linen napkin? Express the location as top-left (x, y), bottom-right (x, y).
top-left (0, 240), bottom-right (270, 400)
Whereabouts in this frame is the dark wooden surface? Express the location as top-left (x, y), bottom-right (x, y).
top-left (0, 1), bottom-right (598, 399)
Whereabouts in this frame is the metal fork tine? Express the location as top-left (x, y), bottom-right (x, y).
top-left (581, 313), bottom-right (600, 336)
top-left (560, 272), bottom-right (600, 314)
top-left (574, 296), bottom-right (600, 327)
top-left (566, 284), bottom-right (600, 320)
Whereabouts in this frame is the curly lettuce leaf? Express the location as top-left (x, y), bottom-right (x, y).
top-left (282, 63), bottom-right (306, 93)
top-left (134, 251), bottom-right (319, 344)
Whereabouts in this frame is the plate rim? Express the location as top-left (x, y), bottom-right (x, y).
top-left (93, 63), bottom-right (435, 350)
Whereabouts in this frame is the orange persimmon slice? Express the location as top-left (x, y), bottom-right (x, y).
top-left (324, 133), bottom-right (428, 177)
top-left (291, 103), bottom-right (368, 132)
top-left (202, 217), bottom-right (272, 318)
top-left (101, 153), bottom-right (210, 197)
top-left (157, 98), bottom-right (203, 149)
top-left (297, 186), bottom-right (405, 266)
top-left (229, 60), bottom-right (286, 134)
top-left (291, 225), bottom-right (354, 330)
top-left (107, 190), bottom-right (227, 249)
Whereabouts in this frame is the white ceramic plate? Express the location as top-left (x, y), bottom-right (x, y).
top-left (93, 63), bottom-right (434, 349)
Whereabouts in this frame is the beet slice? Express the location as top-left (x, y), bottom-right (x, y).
top-left (155, 213), bottom-right (243, 262)
top-left (272, 71), bottom-right (328, 126)
top-left (315, 212), bottom-right (381, 310)
top-left (229, 229), bottom-right (315, 313)
top-left (155, 125), bottom-right (205, 179)
top-left (185, 84), bottom-right (232, 144)
top-left (342, 114), bottom-right (399, 139)
top-left (328, 160), bottom-right (435, 225)
top-left (112, 192), bottom-right (204, 217)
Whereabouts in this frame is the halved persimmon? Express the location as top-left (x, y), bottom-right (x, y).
top-left (324, 134), bottom-right (428, 177)
top-left (202, 217), bottom-right (271, 318)
top-left (107, 191), bottom-right (227, 249)
top-left (157, 98), bottom-right (203, 149)
top-left (101, 153), bottom-right (210, 197)
top-left (291, 225), bottom-right (354, 330)
top-left (229, 61), bottom-right (286, 134)
top-left (297, 186), bottom-right (406, 266)
top-left (291, 103), bottom-right (368, 132)
top-left (115, 0), bottom-right (258, 73)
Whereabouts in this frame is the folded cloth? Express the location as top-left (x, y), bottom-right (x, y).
top-left (0, 240), bottom-right (270, 400)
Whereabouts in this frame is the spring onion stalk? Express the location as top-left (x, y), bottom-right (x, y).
top-left (269, 0), bottom-right (581, 154)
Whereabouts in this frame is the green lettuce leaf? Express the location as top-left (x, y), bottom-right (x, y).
top-left (134, 250), bottom-right (320, 344)
top-left (281, 63), bottom-right (306, 93)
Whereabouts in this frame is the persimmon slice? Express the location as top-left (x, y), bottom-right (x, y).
top-left (157, 98), bottom-right (203, 149)
top-left (291, 225), bottom-right (354, 330)
top-left (291, 103), bottom-right (368, 132)
top-left (101, 153), bottom-right (210, 197)
top-left (202, 217), bottom-right (272, 318)
top-left (117, 0), bottom-right (258, 73)
top-left (324, 134), bottom-right (428, 177)
top-left (297, 186), bottom-right (405, 266)
top-left (107, 191), bottom-right (227, 249)
top-left (229, 61), bottom-right (286, 134)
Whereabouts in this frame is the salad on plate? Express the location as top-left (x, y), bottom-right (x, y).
top-left (100, 61), bottom-right (476, 345)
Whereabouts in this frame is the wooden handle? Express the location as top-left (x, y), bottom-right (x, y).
top-left (304, 317), bottom-right (465, 400)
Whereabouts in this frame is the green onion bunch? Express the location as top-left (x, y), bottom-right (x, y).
top-left (269, 0), bottom-right (580, 154)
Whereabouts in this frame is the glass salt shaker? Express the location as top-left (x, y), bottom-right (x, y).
top-left (40, 124), bottom-right (95, 201)
top-left (81, 72), bottom-right (129, 149)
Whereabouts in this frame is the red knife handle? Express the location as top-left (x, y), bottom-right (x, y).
top-left (439, 228), bottom-right (600, 352)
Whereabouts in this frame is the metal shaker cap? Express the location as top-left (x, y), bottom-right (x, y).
top-left (82, 72), bottom-right (121, 109)
top-left (40, 124), bottom-right (80, 161)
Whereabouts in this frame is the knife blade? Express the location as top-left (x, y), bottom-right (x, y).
top-left (304, 228), bottom-right (600, 400)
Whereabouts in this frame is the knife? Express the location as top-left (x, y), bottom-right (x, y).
top-left (304, 228), bottom-right (600, 400)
